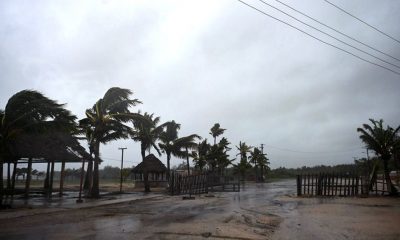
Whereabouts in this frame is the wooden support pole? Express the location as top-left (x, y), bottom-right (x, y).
top-left (297, 175), bottom-right (302, 196)
top-left (49, 159), bottom-right (55, 198)
top-left (24, 158), bottom-right (32, 198)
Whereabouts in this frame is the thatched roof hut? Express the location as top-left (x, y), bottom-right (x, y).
top-left (132, 154), bottom-right (167, 174)
top-left (8, 132), bottom-right (92, 163)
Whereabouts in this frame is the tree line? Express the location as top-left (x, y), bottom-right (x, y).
top-left (0, 87), bottom-right (271, 203)
top-left (1, 87), bottom-right (399, 205)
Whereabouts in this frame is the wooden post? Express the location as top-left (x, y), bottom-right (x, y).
top-left (24, 158), bottom-right (33, 198)
top-left (297, 175), bottom-right (302, 196)
top-left (49, 159), bottom-right (55, 198)
top-left (311, 174), bottom-right (314, 196)
top-left (77, 158), bottom-right (86, 203)
top-left (334, 173), bottom-right (338, 196)
top-left (44, 160), bottom-right (50, 192)
top-left (355, 175), bottom-right (359, 195)
top-left (11, 161), bottom-right (17, 198)
top-left (7, 162), bottom-right (11, 190)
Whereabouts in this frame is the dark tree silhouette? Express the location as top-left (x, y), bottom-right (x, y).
top-left (357, 119), bottom-right (400, 195)
top-left (79, 87), bottom-right (142, 197)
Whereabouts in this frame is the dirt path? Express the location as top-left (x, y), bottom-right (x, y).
top-left (1, 180), bottom-right (399, 239)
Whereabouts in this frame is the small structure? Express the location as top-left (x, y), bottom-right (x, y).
top-left (131, 154), bottom-right (168, 188)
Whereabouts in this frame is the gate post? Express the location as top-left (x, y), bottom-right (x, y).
top-left (297, 175), bottom-right (302, 196)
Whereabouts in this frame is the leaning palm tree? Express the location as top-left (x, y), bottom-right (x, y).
top-left (131, 112), bottom-right (166, 192)
top-left (158, 121), bottom-right (201, 178)
top-left (131, 112), bottom-right (165, 160)
top-left (179, 134), bottom-right (202, 174)
top-left (357, 119), bottom-right (400, 195)
top-left (209, 123), bottom-right (226, 145)
top-left (79, 87), bottom-right (142, 198)
top-left (1, 90), bottom-right (77, 205)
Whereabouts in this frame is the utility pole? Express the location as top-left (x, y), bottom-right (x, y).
top-left (260, 144), bottom-right (264, 154)
top-left (119, 147), bottom-right (127, 193)
top-left (260, 144), bottom-right (265, 182)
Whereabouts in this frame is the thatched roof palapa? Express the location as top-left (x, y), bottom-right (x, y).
top-left (132, 154), bottom-right (167, 173)
top-left (8, 132), bottom-right (92, 163)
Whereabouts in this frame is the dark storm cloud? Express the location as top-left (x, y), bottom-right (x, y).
top-left (1, 0), bottom-right (399, 169)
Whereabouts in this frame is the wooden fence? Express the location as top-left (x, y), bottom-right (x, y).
top-left (169, 172), bottom-right (208, 196)
top-left (169, 172), bottom-right (240, 196)
top-left (296, 173), bottom-right (364, 196)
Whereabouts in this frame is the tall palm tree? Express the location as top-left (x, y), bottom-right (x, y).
top-left (234, 141), bottom-right (253, 181)
top-left (180, 134), bottom-right (202, 174)
top-left (357, 119), bottom-right (400, 195)
top-left (250, 148), bottom-right (261, 181)
top-left (216, 137), bottom-right (233, 174)
top-left (250, 147), bottom-right (269, 182)
top-left (131, 112), bottom-right (166, 192)
top-left (79, 87), bottom-right (142, 198)
top-left (192, 139), bottom-right (211, 171)
top-left (131, 112), bottom-right (165, 160)
top-left (158, 121), bottom-right (201, 177)
top-left (210, 123), bottom-right (226, 145)
top-left (1, 90), bottom-right (77, 205)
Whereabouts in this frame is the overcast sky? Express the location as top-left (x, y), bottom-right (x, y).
top-left (1, 0), bottom-right (399, 171)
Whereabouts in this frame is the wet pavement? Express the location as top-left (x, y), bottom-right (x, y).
top-left (0, 180), bottom-right (297, 239)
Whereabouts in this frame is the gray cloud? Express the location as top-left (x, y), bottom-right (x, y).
top-left (1, 0), bottom-right (399, 170)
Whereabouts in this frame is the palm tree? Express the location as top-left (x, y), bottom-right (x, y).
top-left (131, 112), bottom-right (165, 160)
top-left (235, 141), bottom-right (253, 181)
top-left (216, 137), bottom-right (233, 174)
top-left (192, 139), bottom-right (211, 171)
top-left (180, 134), bottom-right (202, 174)
top-left (250, 148), bottom-right (269, 182)
top-left (209, 123), bottom-right (226, 145)
top-left (158, 121), bottom-right (180, 177)
top-left (357, 119), bottom-right (400, 195)
top-left (79, 87), bottom-right (142, 198)
top-left (131, 112), bottom-right (165, 192)
top-left (1, 90), bottom-right (77, 205)
top-left (158, 121), bottom-right (201, 178)
top-left (250, 148), bottom-right (261, 181)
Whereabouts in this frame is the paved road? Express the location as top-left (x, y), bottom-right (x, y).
top-left (0, 180), bottom-right (297, 239)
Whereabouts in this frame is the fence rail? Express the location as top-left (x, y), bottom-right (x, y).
top-left (169, 172), bottom-right (240, 196)
top-left (297, 173), bottom-right (364, 196)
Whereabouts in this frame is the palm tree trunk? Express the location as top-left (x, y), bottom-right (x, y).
top-left (186, 147), bottom-right (190, 175)
top-left (84, 160), bottom-right (93, 194)
top-left (7, 162), bottom-right (11, 190)
top-left (260, 166), bottom-right (264, 182)
top-left (24, 157), bottom-right (32, 198)
top-left (59, 160), bottom-right (66, 197)
top-left (141, 144), bottom-right (146, 162)
top-left (11, 160), bottom-right (17, 197)
top-left (383, 157), bottom-right (398, 195)
top-left (167, 153), bottom-right (171, 180)
top-left (91, 142), bottom-right (100, 198)
top-left (141, 149), bottom-right (150, 192)
top-left (0, 158), bottom-right (4, 206)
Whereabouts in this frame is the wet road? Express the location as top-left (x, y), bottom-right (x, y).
top-left (0, 179), bottom-right (297, 239)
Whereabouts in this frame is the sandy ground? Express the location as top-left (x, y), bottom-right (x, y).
top-left (1, 180), bottom-right (399, 240)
